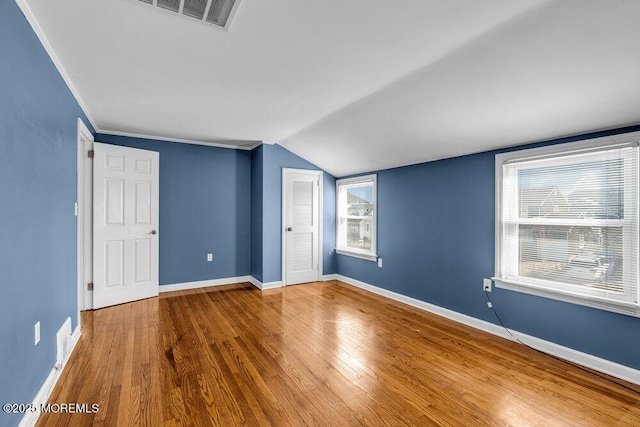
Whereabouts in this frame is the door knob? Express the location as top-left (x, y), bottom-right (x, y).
top-left (287, 227), bottom-right (293, 232)
top-left (151, 230), bottom-right (157, 235)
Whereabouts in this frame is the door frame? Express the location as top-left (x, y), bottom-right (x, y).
top-left (281, 168), bottom-right (323, 286)
top-left (77, 118), bottom-right (94, 312)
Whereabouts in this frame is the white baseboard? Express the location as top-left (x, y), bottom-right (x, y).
top-left (20, 324), bottom-right (81, 427)
top-left (262, 281), bottom-right (283, 290)
top-left (249, 276), bottom-right (283, 290)
top-left (322, 274), bottom-right (339, 281)
top-left (248, 276), bottom-right (261, 289)
top-left (161, 276), bottom-right (284, 292)
top-left (334, 274), bottom-right (640, 386)
top-left (160, 276), bottom-right (253, 293)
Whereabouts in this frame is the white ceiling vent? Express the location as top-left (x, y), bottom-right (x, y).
top-left (138, 0), bottom-right (242, 30)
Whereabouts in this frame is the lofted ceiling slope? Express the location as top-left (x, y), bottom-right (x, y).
top-left (20, 0), bottom-right (640, 176)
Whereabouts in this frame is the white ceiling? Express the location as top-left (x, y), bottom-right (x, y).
top-left (22, 0), bottom-right (640, 176)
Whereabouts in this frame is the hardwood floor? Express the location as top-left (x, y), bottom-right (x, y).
top-left (38, 280), bottom-right (640, 426)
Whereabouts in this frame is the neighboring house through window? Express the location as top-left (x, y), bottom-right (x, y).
top-left (336, 174), bottom-right (377, 261)
top-left (494, 133), bottom-right (639, 317)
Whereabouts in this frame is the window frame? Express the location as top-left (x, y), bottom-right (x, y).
top-left (336, 174), bottom-right (378, 261)
top-left (494, 132), bottom-right (640, 317)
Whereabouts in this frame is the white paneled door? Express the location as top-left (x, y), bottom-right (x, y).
top-left (283, 169), bottom-right (321, 285)
top-left (93, 142), bottom-right (159, 309)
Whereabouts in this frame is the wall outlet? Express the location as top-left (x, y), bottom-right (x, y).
top-left (377, 258), bottom-right (383, 267)
top-left (56, 317), bottom-right (72, 369)
top-left (207, 253), bottom-right (213, 262)
top-left (483, 278), bottom-right (492, 292)
top-left (34, 321), bottom-right (40, 345)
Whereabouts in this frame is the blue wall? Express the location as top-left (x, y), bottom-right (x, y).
top-left (336, 126), bottom-right (640, 370)
top-left (322, 172), bottom-right (337, 275)
top-left (252, 144), bottom-right (336, 283)
top-left (250, 146), bottom-right (264, 282)
top-left (0, 2), bottom-right (94, 426)
top-left (96, 135), bottom-right (252, 285)
top-left (93, 139), bottom-right (335, 286)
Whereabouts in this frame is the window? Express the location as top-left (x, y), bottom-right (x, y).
top-left (336, 175), bottom-right (377, 260)
top-left (495, 133), bottom-right (639, 317)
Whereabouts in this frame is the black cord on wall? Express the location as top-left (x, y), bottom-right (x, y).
top-left (484, 290), bottom-right (640, 396)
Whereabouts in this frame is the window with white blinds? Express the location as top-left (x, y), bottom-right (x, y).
top-left (336, 175), bottom-right (377, 261)
top-left (495, 134), bottom-right (640, 317)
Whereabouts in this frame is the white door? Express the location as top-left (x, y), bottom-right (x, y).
top-left (93, 142), bottom-right (159, 309)
top-left (283, 169), bottom-right (321, 285)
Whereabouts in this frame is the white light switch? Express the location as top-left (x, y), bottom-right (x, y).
top-left (377, 258), bottom-right (383, 267)
top-left (207, 253), bottom-right (213, 262)
top-left (34, 321), bottom-right (40, 345)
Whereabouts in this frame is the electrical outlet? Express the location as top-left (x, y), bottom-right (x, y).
top-left (34, 321), bottom-right (40, 345)
top-left (483, 278), bottom-right (492, 292)
top-left (377, 258), bottom-right (383, 267)
top-left (207, 253), bottom-right (213, 262)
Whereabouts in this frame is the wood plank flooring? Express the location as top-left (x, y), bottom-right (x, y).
top-left (38, 280), bottom-right (640, 426)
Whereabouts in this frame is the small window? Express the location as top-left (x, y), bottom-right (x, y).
top-left (336, 175), bottom-right (377, 261)
top-left (495, 133), bottom-right (639, 317)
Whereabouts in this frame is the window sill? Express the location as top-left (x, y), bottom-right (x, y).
top-left (335, 248), bottom-right (377, 262)
top-left (493, 278), bottom-right (640, 318)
